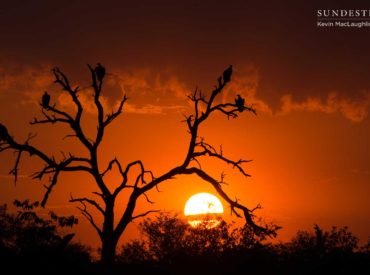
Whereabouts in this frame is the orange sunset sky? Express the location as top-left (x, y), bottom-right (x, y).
top-left (1, 0), bottom-right (370, 248)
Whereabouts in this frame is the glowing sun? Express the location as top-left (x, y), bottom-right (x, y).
top-left (184, 192), bottom-right (224, 228)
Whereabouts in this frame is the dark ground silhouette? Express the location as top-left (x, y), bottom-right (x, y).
top-left (0, 203), bottom-right (369, 275)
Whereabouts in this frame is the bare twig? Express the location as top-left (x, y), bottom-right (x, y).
top-left (113, 160), bottom-right (155, 197)
top-left (41, 170), bottom-right (60, 207)
top-left (193, 139), bottom-right (252, 177)
top-left (103, 95), bottom-right (128, 126)
top-left (182, 167), bottom-right (267, 234)
top-left (9, 150), bottom-right (22, 184)
top-left (142, 192), bottom-right (154, 204)
top-left (76, 200), bottom-right (102, 237)
top-left (132, 210), bottom-right (160, 221)
top-left (70, 195), bottom-right (104, 215)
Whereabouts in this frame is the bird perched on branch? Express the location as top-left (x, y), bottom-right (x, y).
top-left (95, 63), bottom-right (106, 82)
top-left (41, 91), bottom-right (50, 109)
top-left (223, 65), bottom-right (233, 84)
top-left (235, 94), bottom-right (245, 112)
top-left (0, 123), bottom-right (9, 141)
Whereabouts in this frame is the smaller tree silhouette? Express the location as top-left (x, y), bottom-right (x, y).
top-left (120, 212), bottom-right (277, 263)
top-left (0, 200), bottom-right (78, 254)
top-left (278, 224), bottom-right (363, 275)
top-left (0, 200), bottom-right (91, 274)
top-left (289, 224), bottom-right (359, 255)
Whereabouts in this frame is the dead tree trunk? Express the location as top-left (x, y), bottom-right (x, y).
top-left (0, 64), bottom-right (277, 270)
top-left (101, 198), bottom-right (117, 267)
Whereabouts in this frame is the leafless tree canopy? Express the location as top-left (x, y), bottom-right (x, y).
top-left (0, 64), bottom-right (274, 263)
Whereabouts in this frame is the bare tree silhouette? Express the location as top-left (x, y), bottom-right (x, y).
top-left (0, 64), bottom-right (271, 267)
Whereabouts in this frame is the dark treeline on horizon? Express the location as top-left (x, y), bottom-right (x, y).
top-left (0, 200), bottom-right (369, 275)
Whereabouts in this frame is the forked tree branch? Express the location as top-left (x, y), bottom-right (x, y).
top-left (182, 167), bottom-right (269, 234)
top-left (70, 195), bottom-right (105, 215)
top-left (52, 67), bottom-right (93, 150)
top-left (115, 67), bottom-right (268, 237)
top-left (76, 200), bottom-right (103, 238)
top-left (0, 65), bottom-right (123, 207)
top-left (87, 64), bottom-right (105, 147)
top-left (193, 139), bottom-right (252, 177)
top-left (41, 170), bottom-right (60, 207)
top-left (103, 95), bottom-right (128, 127)
top-left (131, 210), bottom-right (160, 221)
top-left (9, 149), bottom-right (23, 184)
top-left (31, 109), bottom-right (70, 125)
top-left (101, 158), bottom-right (125, 178)
top-left (112, 159), bottom-right (155, 197)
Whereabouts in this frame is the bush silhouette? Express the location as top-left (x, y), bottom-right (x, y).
top-left (0, 200), bottom-right (92, 274)
top-left (119, 213), bottom-right (370, 275)
top-left (0, 206), bottom-right (369, 275)
top-left (119, 213), bottom-right (278, 274)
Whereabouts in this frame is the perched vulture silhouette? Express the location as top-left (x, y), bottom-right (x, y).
top-left (223, 65), bottom-right (233, 83)
top-left (0, 123), bottom-right (9, 140)
top-left (235, 94), bottom-right (245, 112)
top-left (95, 63), bottom-right (106, 82)
top-left (42, 91), bottom-right (50, 109)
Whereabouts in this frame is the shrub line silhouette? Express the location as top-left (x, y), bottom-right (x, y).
top-left (0, 207), bottom-right (369, 275)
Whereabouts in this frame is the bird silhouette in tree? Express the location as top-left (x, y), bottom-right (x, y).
top-left (95, 63), bottom-right (106, 83)
top-left (0, 123), bottom-right (9, 141)
top-left (41, 91), bottom-right (51, 109)
top-left (223, 65), bottom-right (233, 83)
top-left (235, 94), bottom-right (245, 112)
